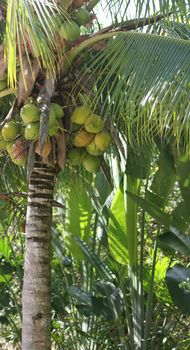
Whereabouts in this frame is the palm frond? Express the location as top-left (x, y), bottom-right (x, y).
top-left (4, 0), bottom-right (66, 88)
top-left (95, 0), bottom-right (190, 26)
top-left (159, 20), bottom-right (190, 39)
top-left (74, 31), bottom-right (190, 150)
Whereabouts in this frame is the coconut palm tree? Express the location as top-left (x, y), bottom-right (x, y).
top-left (1, 0), bottom-right (190, 349)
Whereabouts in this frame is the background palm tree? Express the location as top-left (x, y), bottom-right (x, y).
top-left (0, 0), bottom-right (190, 349)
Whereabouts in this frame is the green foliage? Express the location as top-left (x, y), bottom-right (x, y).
top-left (166, 265), bottom-right (190, 315)
top-left (108, 185), bottom-right (128, 264)
top-left (1, 0), bottom-right (190, 349)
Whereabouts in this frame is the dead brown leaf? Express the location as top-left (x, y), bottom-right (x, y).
top-left (35, 140), bottom-right (52, 159)
top-left (17, 56), bottom-right (40, 104)
top-left (11, 138), bottom-right (28, 159)
top-left (55, 131), bottom-right (66, 170)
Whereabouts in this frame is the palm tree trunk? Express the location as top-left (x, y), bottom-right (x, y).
top-left (22, 159), bottom-right (55, 350)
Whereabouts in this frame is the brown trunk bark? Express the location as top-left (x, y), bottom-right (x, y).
top-left (22, 159), bottom-right (55, 350)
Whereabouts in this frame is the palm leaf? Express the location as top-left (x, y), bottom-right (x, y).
top-left (4, 0), bottom-right (65, 88)
top-left (98, 0), bottom-right (190, 24)
top-left (74, 31), bottom-right (190, 150)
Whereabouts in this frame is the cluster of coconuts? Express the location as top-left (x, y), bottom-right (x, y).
top-left (55, 4), bottom-right (91, 42)
top-left (0, 102), bottom-right (63, 166)
top-left (67, 106), bottom-right (112, 173)
top-left (0, 120), bottom-right (27, 166)
top-left (0, 102), bottom-right (111, 175)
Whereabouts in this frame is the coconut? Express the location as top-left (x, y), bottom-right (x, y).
top-left (51, 103), bottom-right (64, 119)
top-left (6, 142), bottom-right (14, 154)
top-left (20, 103), bottom-right (40, 125)
top-left (48, 106), bottom-right (57, 127)
top-left (67, 147), bottom-right (87, 166)
top-left (86, 140), bottom-right (103, 156)
top-left (0, 137), bottom-right (6, 150)
top-left (48, 120), bottom-right (60, 136)
top-left (72, 129), bottom-right (94, 147)
top-left (95, 131), bottom-right (112, 151)
top-left (2, 122), bottom-right (20, 141)
top-left (60, 20), bottom-right (80, 41)
top-left (75, 8), bottom-right (91, 26)
top-left (11, 155), bottom-right (27, 166)
top-left (24, 122), bottom-right (39, 140)
top-left (71, 106), bottom-right (91, 125)
top-left (85, 114), bottom-right (104, 133)
top-left (82, 154), bottom-right (100, 173)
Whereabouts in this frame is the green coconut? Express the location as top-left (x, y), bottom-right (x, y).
top-left (86, 140), bottom-right (103, 156)
top-left (2, 122), bottom-right (20, 141)
top-left (82, 154), bottom-right (100, 173)
top-left (67, 147), bottom-right (87, 166)
top-left (95, 131), bottom-right (112, 151)
top-left (51, 103), bottom-right (64, 119)
top-left (5, 142), bottom-right (13, 153)
top-left (20, 103), bottom-right (40, 125)
top-left (48, 120), bottom-right (60, 136)
top-left (48, 106), bottom-right (57, 127)
top-left (75, 8), bottom-right (91, 26)
top-left (11, 155), bottom-right (27, 166)
top-left (72, 129), bottom-right (94, 147)
top-left (71, 105), bottom-right (91, 125)
top-left (60, 20), bottom-right (80, 41)
top-left (52, 13), bottom-right (64, 30)
top-left (85, 114), bottom-right (104, 133)
top-left (24, 122), bottom-right (39, 140)
top-left (0, 137), bottom-right (6, 150)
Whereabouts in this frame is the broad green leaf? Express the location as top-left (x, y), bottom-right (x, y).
top-left (146, 190), bottom-right (164, 208)
top-left (95, 171), bottom-right (112, 205)
top-left (73, 237), bottom-right (113, 281)
top-left (65, 177), bottom-right (92, 242)
top-left (77, 296), bottom-right (114, 320)
top-left (0, 274), bottom-right (12, 283)
top-left (126, 191), bottom-right (178, 229)
top-left (151, 149), bottom-right (176, 207)
top-left (155, 257), bottom-right (170, 283)
top-left (125, 176), bottom-right (140, 267)
top-left (63, 233), bottom-right (84, 261)
top-left (0, 238), bottom-right (12, 261)
top-left (126, 143), bottom-right (152, 179)
top-left (171, 201), bottom-right (190, 232)
top-left (174, 153), bottom-right (190, 216)
top-left (158, 230), bottom-right (190, 256)
top-left (166, 265), bottom-right (190, 315)
top-left (0, 288), bottom-right (10, 306)
top-left (108, 186), bottom-right (128, 265)
top-left (81, 31), bottom-right (190, 151)
top-left (77, 293), bottom-right (121, 320)
top-left (94, 281), bottom-right (121, 318)
top-left (68, 286), bottom-right (92, 306)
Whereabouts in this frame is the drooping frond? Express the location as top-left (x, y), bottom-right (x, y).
top-left (0, 154), bottom-right (26, 193)
top-left (73, 31), bottom-right (190, 150)
top-left (159, 20), bottom-right (190, 40)
top-left (95, 0), bottom-right (190, 26)
top-left (4, 0), bottom-right (66, 88)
